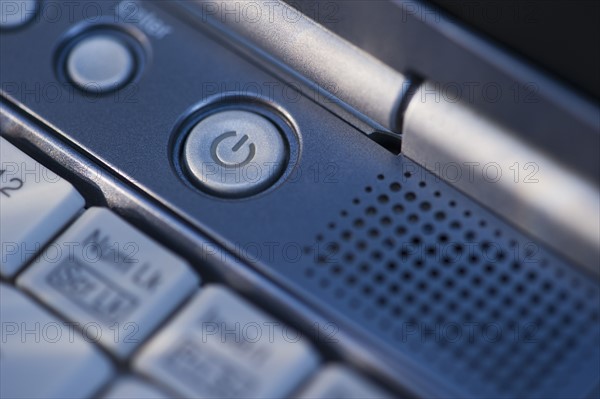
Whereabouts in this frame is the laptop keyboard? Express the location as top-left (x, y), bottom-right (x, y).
top-left (2, 1), bottom-right (599, 397)
top-left (0, 136), bottom-right (392, 398)
top-left (0, 137), bottom-right (84, 278)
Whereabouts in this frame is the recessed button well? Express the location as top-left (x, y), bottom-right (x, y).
top-left (183, 110), bottom-right (288, 197)
top-left (66, 33), bottom-right (135, 93)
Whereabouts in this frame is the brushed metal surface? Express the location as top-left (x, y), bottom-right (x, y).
top-left (403, 81), bottom-right (600, 273)
top-left (189, 0), bottom-right (410, 131)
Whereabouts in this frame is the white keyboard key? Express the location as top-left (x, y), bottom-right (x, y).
top-left (0, 283), bottom-right (113, 398)
top-left (134, 285), bottom-right (320, 399)
top-left (102, 377), bottom-right (169, 399)
top-left (17, 207), bottom-right (199, 358)
top-left (296, 365), bottom-right (393, 398)
top-left (0, 137), bottom-right (84, 278)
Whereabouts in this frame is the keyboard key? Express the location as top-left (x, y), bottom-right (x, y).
top-left (296, 365), bottom-right (393, 398)
top-left (134, 285), bottom-right (320, 399)
top-left (102, 377), bottom-right (169, 399)
top-left (0, 283), bottom-right (113, 398)
top-left (0, 137), bottom-right (84, 278)
top-left (17, 207), bottom-right (199, 358)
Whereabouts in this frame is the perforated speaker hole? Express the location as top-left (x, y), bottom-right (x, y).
top-left (302, 172), bottom-right (600, 398)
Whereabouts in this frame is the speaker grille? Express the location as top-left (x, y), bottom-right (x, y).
top-left (303, 172), bottom-right (600, 398)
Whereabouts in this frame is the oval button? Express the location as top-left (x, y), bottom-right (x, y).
top-left (0, 0), bottom-right (37, 29)
top-left (66, 33), bottom-right (135, 93)
top-left (183, 110), bottom-right (287, 197)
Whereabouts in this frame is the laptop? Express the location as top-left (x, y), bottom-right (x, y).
top-left (1, 1), bottom-right (598, 398)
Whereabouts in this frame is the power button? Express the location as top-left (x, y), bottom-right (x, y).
top-left (183, 110), bottom-right (288, 197)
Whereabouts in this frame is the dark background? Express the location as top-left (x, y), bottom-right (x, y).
top-left (429, 0), bottom-right (600, 101)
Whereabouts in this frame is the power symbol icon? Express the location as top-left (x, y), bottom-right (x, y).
top-left (210, 131), bottom-right (256, 168)
top-left (183, 110), bottom-right (287, 197)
